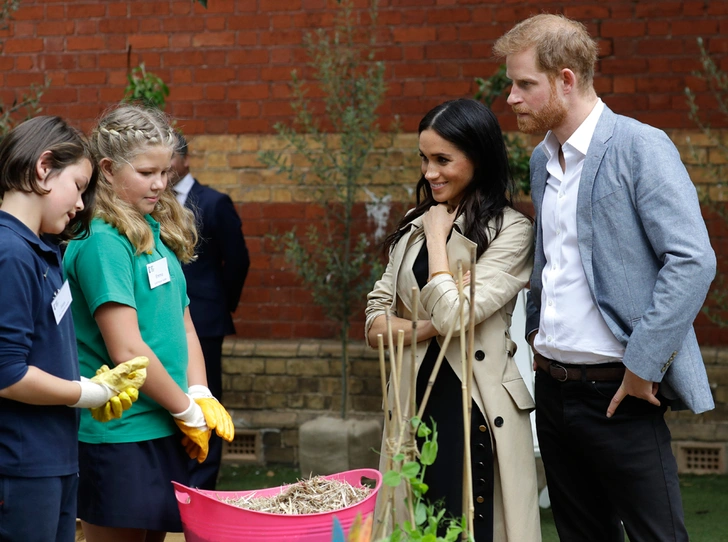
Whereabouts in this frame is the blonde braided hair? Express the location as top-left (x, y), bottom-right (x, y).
top-left (90, 104), bottom-right (197, 262)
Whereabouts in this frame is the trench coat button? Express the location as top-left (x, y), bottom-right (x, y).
top-left (478, 424), bottom-right (487, 433)
top-left (477, 514), bottom-right (484, 521)
top-left (477, 461), bottom-right (486, 470)
top-left (474, 350), bottom-right (485, 361)
top-left (479, 478), bottom-right (486, 486)
top-left (476, 496), bottom-right (485, 504)
top-left (494, 417), bottom-right (504, 428)
top-left (477, 442), bottom-right (487, 449)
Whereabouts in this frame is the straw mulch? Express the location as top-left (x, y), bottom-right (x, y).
top-left (222, 476), bottom-right (372, 515)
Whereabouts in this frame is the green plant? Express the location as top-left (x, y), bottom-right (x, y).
top-left (259, 0), bottom-right (394, 419)
top-left (474, 65), bottom-right (532, 195)
top-left (123, 61), bottom-right (170, 110)
top-left (375, 418), bottom-right (469, 542)
top-left (685, 37), bottom-right (728, 327)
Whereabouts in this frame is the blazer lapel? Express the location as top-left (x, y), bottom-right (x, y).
top-left (577, 106), bottom-right (616, 291)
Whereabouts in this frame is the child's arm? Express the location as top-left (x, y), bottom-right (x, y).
top-left (182, 308), bottom-right (235, 443)
top-left (183, 308), bottom-right (207, 388)
top-left (0, 363), bottom-right (144, 410)
top-left (94, 301), bottom-right (190, 414)
top-left (0, 368), bottom-right (85, 405)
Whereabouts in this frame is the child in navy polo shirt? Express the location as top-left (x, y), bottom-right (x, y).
top-left (0, 116), bottom-right (145, 542)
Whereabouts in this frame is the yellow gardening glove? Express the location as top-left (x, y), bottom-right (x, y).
top-left (88, 357), bottom-right (149, 423)
top-left (188, 385), bottom-right (235, 442)
top-left (91, 356), bottom-right (149, 392)
top-left (172, 396), bottom-right (211, 463)
top-left (90, 388), bottom-right (139, 422)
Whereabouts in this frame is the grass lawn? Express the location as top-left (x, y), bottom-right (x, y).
top-left (217, 466), bottom-right (728, 540)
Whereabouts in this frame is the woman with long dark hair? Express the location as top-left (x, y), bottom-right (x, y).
top-left (366, 99), bottom-right (540, 541)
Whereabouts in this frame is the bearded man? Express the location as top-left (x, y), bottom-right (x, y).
top-left (494, 14), bottom-right (715, 542)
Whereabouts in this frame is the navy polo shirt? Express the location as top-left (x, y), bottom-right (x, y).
top-left (0, 211), bottom-right (79, 477)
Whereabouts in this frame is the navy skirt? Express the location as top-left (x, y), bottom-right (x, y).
top-left (77, 434), bottom-right (191, 532)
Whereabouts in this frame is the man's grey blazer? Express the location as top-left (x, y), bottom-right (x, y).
top-left (525, 105), bottom-right (716, 413)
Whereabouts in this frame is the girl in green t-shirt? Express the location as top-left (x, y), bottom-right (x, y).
top-left (64, 105), bottom-right (234, 542)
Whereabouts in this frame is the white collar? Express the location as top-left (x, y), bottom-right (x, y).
top-left (543, 98), bottom-right (605, 159)
top-left (173, 173), bottom-right (195, 205)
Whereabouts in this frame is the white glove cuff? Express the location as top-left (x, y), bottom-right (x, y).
top-left (70, 378), bottom-right (114, 408)
top-left (188, 384), bottom-right (214, 399)
top-left (172, 395), bottom-right (207, 428)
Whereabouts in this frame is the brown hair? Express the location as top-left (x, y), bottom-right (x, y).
top-left (493, 13), bottom-right (598, 91)
top-left (0, 115), bottom-right (99, 240)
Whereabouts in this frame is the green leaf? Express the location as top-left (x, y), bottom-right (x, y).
top-left (383, 470), bottom-right (402, 487)
top-left (393, 453), bottom-right (405, 462)
top-left (420, 440), bottom-right (438, 466)
top-left (401, 461), bottom-right (420, 479)
top-left (414, 501), bottom-right (427, 526)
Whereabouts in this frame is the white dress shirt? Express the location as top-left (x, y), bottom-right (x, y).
top-left (174, 173), bottom-right (194, 206)
top-left (534, 99), bottom-right (625, 364)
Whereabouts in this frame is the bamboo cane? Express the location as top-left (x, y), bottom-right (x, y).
top-left (456, 262), bottom-right (473, 539)
top-left (385, 313), bottom-right (403, 426)
top-left (377, 334), bottom-right (390, 445)
top-left (465, 246), bottom-right (477, 537)
top-left (375, 334), bottom-right (394, 537)
top-left (410, 287), bottom-right (419, 420)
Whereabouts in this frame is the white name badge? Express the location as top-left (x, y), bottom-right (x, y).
top-left (147, 257), bottom-right (171, 289)
top-left (52, 280), bottom-right (73, 325)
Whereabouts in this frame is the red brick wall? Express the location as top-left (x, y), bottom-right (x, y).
top-left (3, 1), bottom-right (728, 345)
top-left (2, 0), bottom-right (727, 133)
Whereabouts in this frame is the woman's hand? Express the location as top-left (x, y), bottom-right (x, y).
top-left (422, 204), bottom-right (457, 242)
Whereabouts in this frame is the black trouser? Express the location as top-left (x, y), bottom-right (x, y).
top-left (535, 368), bottom-right (688, 542)
top-left (188, 336), bottom-right (224, 490)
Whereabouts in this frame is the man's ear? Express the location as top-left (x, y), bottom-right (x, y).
top-left (560, 68), bottom-right (577, 95)
top-left (35, 150), bottom-right (54, 185)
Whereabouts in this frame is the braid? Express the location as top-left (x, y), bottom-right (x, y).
top-left (91, 104), bottom-right (197, 262)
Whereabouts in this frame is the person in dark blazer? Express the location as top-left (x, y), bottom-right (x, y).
top-left (495, 14), bottom-right (716, 542)
top-left (171, 132), bottom-right (249, 489)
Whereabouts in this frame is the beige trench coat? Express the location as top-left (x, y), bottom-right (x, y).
top-left (365, 207), bottom-right (541, 542)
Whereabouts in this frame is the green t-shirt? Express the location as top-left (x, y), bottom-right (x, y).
top-left (64, 216), bottom-right (189, 444)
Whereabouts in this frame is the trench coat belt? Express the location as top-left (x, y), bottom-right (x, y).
top-left (534, 353), bottom-right (626, 382)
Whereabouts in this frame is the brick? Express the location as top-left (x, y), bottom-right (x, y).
top-left (259, 30), bottom-right (303, 46)
top-left (425, 42), bottom-right (471, 60)
top-left (127, 34), bottom-right (168, 49)
top-left (130, 3), bottom-right (170, 16)
top-left (392, 26), bottom-right (437, 43)
top-left (672, 20), bottom-right (718, 36)
top-left (601, 21), bottom-right (646, 38)
top-left (195, 67), bottom-right (237, 83)
top-left (68, 4), bottom-right (105, 18)
top-left (66, 36), bottom-right (105, 51)
top-left (13, 5), bottom-right (44, 20)
top-left (260, 0), bottom-right (301, 11)
top-left (67, 71), bottom-right (106, 85)
top-left (635, 2), bottom-right (682, 18)
top-left (563, 5), bottom-right (610, 19)
top-left (426, 7), bottom-right (471, 24)
top-left (3, 38), bottom-right (43, 53)
top-left (139, 18), bottom-right (161, 33)
top-left (228, 14), bottom-right (270, 30)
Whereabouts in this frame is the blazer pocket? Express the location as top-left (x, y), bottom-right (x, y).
top-left (502, 378), bottom-right (536, 411)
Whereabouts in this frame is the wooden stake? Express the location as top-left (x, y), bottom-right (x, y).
top-left (458, 261), bottom-right (473, 540)
top-left (410, 287), bottom-right (419, 420)
top-left (385, 313), bottom-right (403, 425)
top-left (464, 246), bottom-right (477, 537)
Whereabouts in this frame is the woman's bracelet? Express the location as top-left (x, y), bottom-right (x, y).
top-left (429, 270), bottom-right (453, 281)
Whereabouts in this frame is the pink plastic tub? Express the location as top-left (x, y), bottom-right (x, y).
top-left (173, 468), bottom-right (382, 542)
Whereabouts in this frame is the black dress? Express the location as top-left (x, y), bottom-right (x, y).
top-left (412, 241), bottom-right (494, 541)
